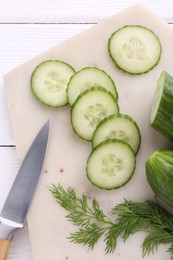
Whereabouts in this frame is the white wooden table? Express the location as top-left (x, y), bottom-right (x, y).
top-left (1, 1), bottom-right (173, 259)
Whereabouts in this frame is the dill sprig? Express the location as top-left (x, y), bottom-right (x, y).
top-left (50, 184), bottom-right (173, 259)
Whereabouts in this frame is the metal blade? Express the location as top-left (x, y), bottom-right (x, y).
top-left (0, 119), bottom-right (50, 225)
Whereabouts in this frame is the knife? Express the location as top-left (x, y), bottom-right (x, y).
top-left (0, 119), bottom-right (50, 260)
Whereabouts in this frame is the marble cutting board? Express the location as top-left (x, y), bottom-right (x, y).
top-left (4, 4), bottom-right (173, 260)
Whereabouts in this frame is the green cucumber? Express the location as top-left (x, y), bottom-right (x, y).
top-left (71, 87), bottom-right (119, 141)
top-left (150, 71), bottom-right (173, 141)
top-left (146, 150), bottom-right (173, 208)
top-left (108, 25), bottom-right (162, 75)
top-left (92, 114), bottom-right (141, 154)
top-left (86, 139), bottom-right (136, 190)
top-left (67, 67), bottom-right (118, 106)
top-left (31, 60), bottom-right (75, 107)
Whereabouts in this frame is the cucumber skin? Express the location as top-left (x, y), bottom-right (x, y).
top-left (92, 113), bottom-right (141, 154)
top-left (108, 25), bottom-right (162, 75)
top-left (71, 87), bottom-right (119, 142)
top-left (67, 66), bottom-right (119, 106)
top-left (31, 60), bottom-right (75, 107)
top-left (146, 150), bottom-right (173, 208)
top-left (86, 139), bottom-right (136, 190)
top-left (150, 71), bottom-right (173, 142)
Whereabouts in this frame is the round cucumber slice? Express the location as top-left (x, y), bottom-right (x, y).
top-left (92, 114), bottom-right (141, 154)
top-left (31, 60), bottom-right (75, 107)
top-left (67, 67), bottom-right (118, 106)
top-left (108, 25), bottom-right (162, 75)
top-left (71, 87), bottom-right (119, 141)
top-left (87, 139), bottom-right (136, 190)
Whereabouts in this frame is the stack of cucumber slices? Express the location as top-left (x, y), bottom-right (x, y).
top-left (30, 24), bottom-right (164, 190)
top-left (68, 68), bottom-right (141, 190)
top-left (87, 113), bottom-right (141, 190)
top-left (31, 61), bottom-right (141, 190)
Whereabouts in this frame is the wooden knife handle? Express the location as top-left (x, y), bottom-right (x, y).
top-left (0, 238), bottom-right (11, 260)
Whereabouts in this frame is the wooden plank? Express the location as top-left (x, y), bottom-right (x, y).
top-left (0, 147), bottom-right (32, 259)
top-left (1, 20), bottom-right (173, 145)
top-left (0, 24), bottom-right (91, 145)
top-left (0, 24), bottom-right (92, 76)
top-left (1, 21), bottom-right (173, 144)
top-left (0, 148), bottom-right (18, 206)
top-left (0, 0), bottom-right (173, 23)
top-left (8, 225), bottom-right (32, 260)
top-left (0, 79), bottom-right (15, 145)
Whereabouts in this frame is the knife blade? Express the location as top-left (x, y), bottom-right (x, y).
top-left (0, 119), bottom-right (50, 260)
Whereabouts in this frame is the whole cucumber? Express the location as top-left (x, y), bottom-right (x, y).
top-left (146, 150), bottom-right (173, 208)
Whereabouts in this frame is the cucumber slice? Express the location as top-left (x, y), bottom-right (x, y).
top-left (71, 87), bottom-right (119, 141)
top-left (31, 60), bottom-right (75, 107)
top-left (92, 114), bottom-right (141, 154)
top-left (108, 25), bottom-right (162, 75)
top-left (86, 139), bottom-right (136, 190)
top-left (67, 67), bottom-right (118, 106)
top-left (150, 71), bottom-right (173, 141)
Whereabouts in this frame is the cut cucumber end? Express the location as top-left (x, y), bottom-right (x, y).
top-left (108, 25), bottom-right (162, 75)
top-left (87, 139), bottom-right (136, 190)
top-left (150, 71), bottom-right (166, 124)
top-left (31, 60), bottom-right (75, 107)
top-left (150, 71), bottom-right (173, 141)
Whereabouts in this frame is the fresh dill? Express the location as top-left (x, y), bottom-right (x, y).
top-left (50, 184), bottom-right (173, 259)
